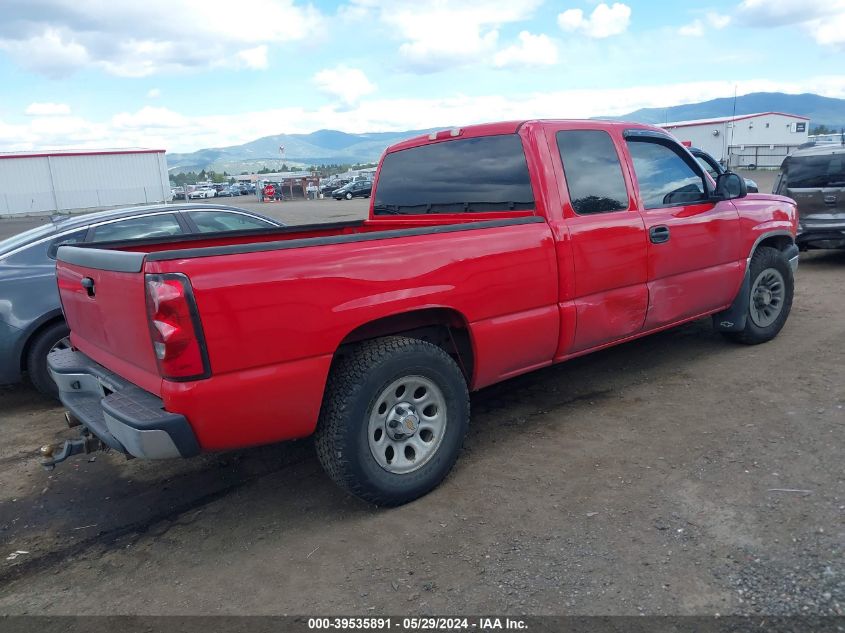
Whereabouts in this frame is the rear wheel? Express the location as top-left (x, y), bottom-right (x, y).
top-left (315, 336), bottom-right (469, 506)
top-left (724, 246), bottom-right (793, 345)
top-left (26, 321), bottom-right (71, 400)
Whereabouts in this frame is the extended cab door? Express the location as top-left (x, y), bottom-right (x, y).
top-left (622, 131), bottom-right (742, 328)
top-left (543, 125), bottom-right (649, 354)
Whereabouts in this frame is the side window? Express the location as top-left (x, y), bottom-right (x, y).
top-left (556, 130), bottom-right (629, 215)
top-left (89, 213), bottom-right (184, 242)
top-left (47, 229), bottom-right (87, 259)
top-left (188, 210), bottom-right (275, 233)
top-left (627, 140), bottom-right (707, 209)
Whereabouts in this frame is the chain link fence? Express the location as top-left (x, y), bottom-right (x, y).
top-left (727, 145), bottom-right (803, 170)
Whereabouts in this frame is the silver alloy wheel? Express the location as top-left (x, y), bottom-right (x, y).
top-left (49, 336), bottom-right (71, 355)
top-left (368, 375), bottom-right (447, 475)
top-left (750, 268), bottom-right (785, 328)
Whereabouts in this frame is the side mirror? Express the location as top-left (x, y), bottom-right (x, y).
top-left (715, 172), bottom-right (747, 200)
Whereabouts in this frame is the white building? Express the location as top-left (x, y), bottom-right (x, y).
top-left (0, 148), bottom-right (170, 216)
top-left (660, 112), bottom-right (810, 169)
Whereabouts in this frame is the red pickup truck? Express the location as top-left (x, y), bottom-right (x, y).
top-left (46, 120), bottom-right (799, 506)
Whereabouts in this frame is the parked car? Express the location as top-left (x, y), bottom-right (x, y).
top-left (774, 144), bottom-right (845, 250)
top-left (44, 121), bottom-right (797, 506)
top-left (171, 187), bottom-right (186, 200)
top-left (689, 147), bottom-right (759, 193)
top-left (0, 204), bottom-right (283, 398)
top-left (188, 187), bottom-right (216, 199)
top-left (216, 186), bottom-right (240, 198)
top-left (333, 180), bottom-right (372, 200)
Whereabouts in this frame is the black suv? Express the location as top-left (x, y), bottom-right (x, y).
top-left (774, 145), bottom-right (845, 250)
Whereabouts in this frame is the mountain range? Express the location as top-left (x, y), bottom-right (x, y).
top-left (167, 92), bottom-right (845, 173)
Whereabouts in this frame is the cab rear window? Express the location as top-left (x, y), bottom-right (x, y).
top-left (786, 154), bottom-right (845, 188)
top-left (373, 134), bottom-right (534, 215)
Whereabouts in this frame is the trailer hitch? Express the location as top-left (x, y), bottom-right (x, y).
top-left (40, 431), bottom-right (106, 471)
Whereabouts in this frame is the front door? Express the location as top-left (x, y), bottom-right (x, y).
top-left (622, 132), bottom-right (742, 329)
top-left (545, 125), bottom-right (649, 355)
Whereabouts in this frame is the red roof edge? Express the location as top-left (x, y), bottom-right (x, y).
top-left (663, 112), bottom-right (811, 129)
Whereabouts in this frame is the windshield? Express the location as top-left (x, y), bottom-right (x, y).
top-left (787, 153), bottom-right (845, 188)
top-left (0, 222), bottom-right (57, 256)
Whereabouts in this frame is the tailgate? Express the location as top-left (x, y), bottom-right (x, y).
top-left (56, 246), bottom-right (162, 395)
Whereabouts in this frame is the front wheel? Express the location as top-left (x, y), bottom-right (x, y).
top-left (345, 192), bottom-right (353, 200)
top-left (724, 246), bottom-right (794, 345)
top-left (315, 336), bottom-right (469, 506)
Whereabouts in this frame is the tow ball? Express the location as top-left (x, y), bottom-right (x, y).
top-left (39, 419), bottom-right (106, 470)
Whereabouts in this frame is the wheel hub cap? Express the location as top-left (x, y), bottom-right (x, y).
top-left (749, 267), bottom-right (785, 328)
top-left (368, 375), bottom-right (448, 475)
top-left (755, 287), bottom-right (773, 307)
top-left (386, 404), bottom-right (419, 440)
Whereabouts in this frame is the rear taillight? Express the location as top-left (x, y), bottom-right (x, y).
top-left (144, 273), bottom-right (210, 381)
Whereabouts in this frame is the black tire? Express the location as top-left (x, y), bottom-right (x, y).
top-left (26, 320), bottom-right (70, 400)
top-left (724, 246), bottom-right (793, 345)
top-left (315, 336), bottom-right (469, 506)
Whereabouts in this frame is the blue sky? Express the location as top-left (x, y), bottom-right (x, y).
top-left (0, 0), bottom-right (844, 152)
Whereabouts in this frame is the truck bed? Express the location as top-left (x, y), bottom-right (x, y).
top-left (77, 213), bottom-right (537, 263)
top-left (56, 211), bottom-right (557, 450)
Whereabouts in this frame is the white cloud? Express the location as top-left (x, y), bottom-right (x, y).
top-left (0, 0), bottom-right (322, 77)
top-left (678, 20), bottom-right (705, 37)
top-left (313, 66), bottom-right (376, 105)
top-left (679, 11), bottom-right (731, 37)
top-left (25, 102), bottom-right (71, 116)
top-left (738, 0), bottom-right (845, 48)
top-left (0, 28), bottom-right (89, 79)
top-left (235, 45), bottom-right (269, 70)
top-left (737, 0), bottom-right (842, 26)
top-left (558, 3), bottom-right (631, 38)
top-left (706, 12), bottom-right (732, 29)
top-left (3, 76), bottom-right (845, 154)
top-left (147, 88), bottom-right (161, 99)
top-left (811, 12), bottom-right (845, 47)
top-left (347, 0), bottom-right (544, 72)
top-left (494, 32), bottom-right (558, 68)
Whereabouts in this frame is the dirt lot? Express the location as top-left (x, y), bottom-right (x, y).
top-left (0, 191), bottom-right (842, 617)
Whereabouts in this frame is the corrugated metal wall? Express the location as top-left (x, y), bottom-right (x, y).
top-left (0, 151), bottom-right (170, 215)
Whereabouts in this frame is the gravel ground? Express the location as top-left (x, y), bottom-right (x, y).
top-left (0, 240), bottom-right (842, 616)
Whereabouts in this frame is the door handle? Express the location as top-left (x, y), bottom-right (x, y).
top-left (649, 225), bottom-right (670, 244)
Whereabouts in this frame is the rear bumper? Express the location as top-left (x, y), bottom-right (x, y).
top-left (796, 229), bottom-right (845, 249)
top-left (48, 348), bottom-right (200, 459)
